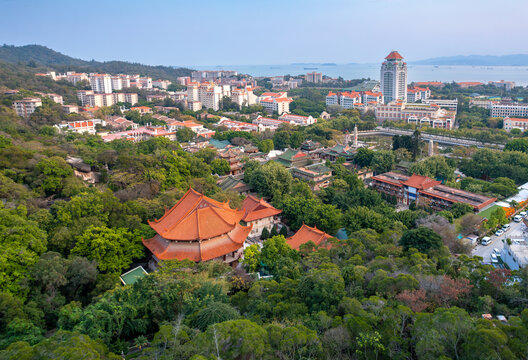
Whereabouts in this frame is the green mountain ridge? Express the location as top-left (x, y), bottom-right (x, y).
top-left (0, 44), bottom-right (193, 80)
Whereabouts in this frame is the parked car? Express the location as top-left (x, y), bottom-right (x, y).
top-left (502, 224), bottom-right (511, 231)
top-left (495, 229), bottom-right (504, 237)
top-left (514, 215), bottom-right (523, 222)
top-left (481, 236), bottom-right (492, 245)
top-left (520, 211), bottom-right (526, 217)
top-left (493, 248), bottom-right (501, 255)
top-left (491, 253), bottom-right (499, 263)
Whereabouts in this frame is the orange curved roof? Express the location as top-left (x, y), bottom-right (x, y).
top-left (241, 195), bottom-right (282, 222)
top-left (148, 188), bottom-right (247, 241)
top-left (401, 174), bottom-right (440, 190)
top-left (385, 51), bottom-right (404, 60)
top-left (287, 224), bottom-right (332, 250)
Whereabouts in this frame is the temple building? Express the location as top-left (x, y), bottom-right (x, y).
top-left (275, 148), bottom-right (310, 168)
top-left (290, 163), bottom-right (332, 190)
top-left (241, 195), bottom-right (282, 238)
top-left (217, 148), bottom-right (243, 175)
top-left (287, 224), bottom-right (333, 250)
top-left (143, 188), bottom-right (252, 267)
top-left (370, 172), bottom-right (496, 211)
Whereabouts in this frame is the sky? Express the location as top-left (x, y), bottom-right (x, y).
top-left (2, 0), bottom-right (528, 66)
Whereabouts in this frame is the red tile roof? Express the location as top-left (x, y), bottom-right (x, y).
top-left (241, 195), bottom-right (282, 222)
top-left (144, 188), bottom-right (252, 261)
top-left (385, 51), bottom-right (404, 60)
top-left (401, 174), bottom-right (441, 190)
top-left (287, 224), bottom-right (333, 250)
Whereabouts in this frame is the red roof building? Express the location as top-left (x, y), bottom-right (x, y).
top-left (287, 224), bottom-right (333, 250)
top-left (143, 188), bottom-right (252, 264)
top-left (370, 172), bottom-right (496, 211)
top-left (241, 195), bottom-right (282, 238)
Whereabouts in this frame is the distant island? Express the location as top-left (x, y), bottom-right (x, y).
top-left (411, 54), bottom-right (528, 66)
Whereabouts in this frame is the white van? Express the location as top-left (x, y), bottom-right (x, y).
top-left (481, 236), bottom-right (492, 246)
top-left (514, 215), bottom-right (523, 222)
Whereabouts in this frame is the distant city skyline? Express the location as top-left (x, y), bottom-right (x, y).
top-left (2, 0), bottom-right (527, 67)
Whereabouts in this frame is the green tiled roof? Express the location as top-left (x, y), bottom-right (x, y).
top-left (209, 139), bottom-right (231, 149)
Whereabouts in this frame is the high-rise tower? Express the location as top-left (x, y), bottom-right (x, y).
top-left (380, 51), bottom-right (407, 103)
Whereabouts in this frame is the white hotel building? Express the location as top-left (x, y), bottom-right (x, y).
top-left (380, 51), bottom-right (407, 103)
top-left (491, 103), bottom-right (528, 118)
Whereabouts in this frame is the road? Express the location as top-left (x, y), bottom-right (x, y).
top-left (472, 219), bottom-right (526, 264)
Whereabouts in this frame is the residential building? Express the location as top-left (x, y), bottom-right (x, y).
top-left (503, 117), bottom-right (528, 132)
top-left (77, 90), bottom-right (94, 105)
top-left (106, 116), bottom-right (138, 130)
top-left (258, 92), bottom-right (292, 115)
top-left (370, 172), bottom-right (496, 210)
top-left (253, 116), bottom-right (290, 131)
top-left (13, 97), bottom-right (42, 118)
top-left (470, 98), bottom-right (496, 109)
top-left (287, 224), bottom-right (333, 250)
top-left (241, 195), bottom-right (282, 238)
top-left (491, 102), bottom-right (528, 118)
top-left (231, 88), bottom-right (257, 108)
top-left (290, 163), bottom-right (332, 190)
top-left (278, 113), bottom-right (315, 126)
top-left (325, 91), bottom-right (362, 109)
top-left (90, 74), bottom-right (113, 93)
top-left (153, 79), bottom-right (171, 89)
top-left (177, 76), bottom-right (191, 86)
top-left (191, 70), bottom-right (238, 82)
top-left (305, 72), bottom-right (322, 83)
top-left (362, 91), bottom-right (384, 104)
top-left (275, 148), bottom-right (310, 168)
top-left (130, 106), bottom-right (152, 114)
top-left (55, 119), bottom-right (106, 134)
top-left (146, 94), bottom-right (170, 102)
top-left (143, 188), bottom-right (252, 266)
top-left (380, 51), bottom-right (407, 103)
top-left (188, 101), bottom-right (202, 112)
top-left (215, 117), bottom-right (259, 132)
top-left (489, 80), bottom-right (515, 91)
top-left (65, 72), bottom-right (89, 85)
top-left (46, 93), bottom-right (63, 104)
top-left (406, 86), bottom-right (431, 102)
top-left (62, 105), bottom-right (79, 114)
top-left (166, 119), bottom-right (215, 138)
top-left (111, 76), bottom-right (123, 91)
top-left (124, 93), bottom-right (139, 105)
top-left (139, 77), bottom-right (153, 89)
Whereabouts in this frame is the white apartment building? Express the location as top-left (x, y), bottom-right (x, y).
top-left (191, 70), bottom-right (237, 82)
top-left (77, 91), bottom-right (138, 106)
top-left (215, 117), bottom-right (259, 132)
top-left (124, 93), bottom-right (139, 105)
top-left (55, 119), bottom-right (106, 135)
top-left (65, 72), bottom-right (89, 85)
top-left (489, 80), bottom-right (515, 91)
top-left (253, 116), bottom-right (290, 131)
top-left (90, 74), bottom-right (113, 93)
top-left (62, 105), bottom-right (79, 114)
top-left (326, 92), bottom-right (339, 106)
top-left (380, 51), bottom-right (407, 103)
top-left (278, 114), bottom-right (315, 126)
top-left (491, 103), bottom-right (528, 118)
top-left (501, 238), bottom-right (528, 270)
top-left (188, 101), bottom-right (202, 111)
top-left (406, 86), bottom-right (431, 102)
top-left (139, 77), bottom-right (153, 89)
top-left (305, 72), bottom-right (322, 83)
top-left (362, 91), bottom-right (384, 105)
top-left (153, 79), bottom-right (171, 89)
top-left (258, 92), bottom-right (292, 115)
top-left (47, 93), bottom-right (63, 104)
top-left (111, 76), bottom-right (123, 91)
top-left (231, 88), bottom-right (257, 108)
top-left (13, 98), bottom-right (42, 118)
top-left (199, 82), bottom-right (223, 111)
top-left (503, 117), bottom-right (528, 132)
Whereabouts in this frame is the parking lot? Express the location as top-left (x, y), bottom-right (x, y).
top-left (472, 216), bottom-right (526, 264)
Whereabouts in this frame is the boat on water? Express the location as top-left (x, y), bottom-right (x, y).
top-left (304, 67), bottom-right (318, 70)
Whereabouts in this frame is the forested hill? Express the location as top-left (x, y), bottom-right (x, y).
top-left (0, 44), bottom-right (193, 80)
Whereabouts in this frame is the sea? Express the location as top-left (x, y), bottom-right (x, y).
top-left (191, 64), bottom-right (528, 86)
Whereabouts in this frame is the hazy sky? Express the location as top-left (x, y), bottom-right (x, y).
top-left (2, 0), bottom-right (527, 66)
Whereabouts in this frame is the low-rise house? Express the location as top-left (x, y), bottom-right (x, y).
top-left (131, 106), bottom-right (153, 114)
top-left (101, 126), bottom-right (176, 142)
top-left (106, 116), bottom-right (138, 130)
top-left (13, 97), bottom-right (42, 118)
top-left (55, 119), bottom-right (106, 134)
top-left (241, 195), bottom-right (282, 238)
top-left (278, 113), bottom-right (316, 126)
top-left (62, 105), bottom-right (79, 114)
top-left (287, 224), bottom-right (333, 250)
top-left (215, 117), bottom-right (259, 132)
top-left (167, 119), bottom-right (215, 138)
top-left (290, 163), bottom-right (332, 190)
top-left (66, 156), bottom-right (100, 183)
top-left (500, 238), bottom-right (528, 270)
top-left (503, 117), bottom-right (528, 132)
